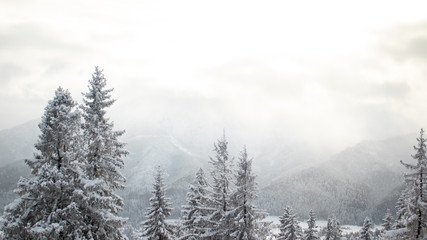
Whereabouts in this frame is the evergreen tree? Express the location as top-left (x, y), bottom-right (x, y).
top-left (324, 218), bottom-right (333, 240)
top-left (304, 210), bottom-right (318, 240)
top-left (206, 132), bottom-right (234, 239)
top-left (381, 208), bottom-right (393, 232)
top-left (81, 66), bottom-right (128, 238)
top-left (1, 87), bottom-right (86, 239)
top-left (398, 128), bottom-right (427, 239)
top-left (359, 217), bottom-right (373, 240)
top-left (388, 188), bottom-right (415, 239)
top-left (333, 218), bottom-right (342, 240)
top-left (278, 206), bottom-right (302, 240)
top-left (140, 166), bottom-right (174, 240)
top-left (393, 188), bottom-right (409, 230)
top-left (324, 217), bottom-right (341, 240)
top-left (230, 146), bottom-right (267, 240)
top-left (180, 168), bottom-right (211, 240)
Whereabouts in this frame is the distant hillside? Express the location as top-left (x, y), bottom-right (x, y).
top-left (0, 121), bottom-right (417, 225)
top-left (120, 134), bottom-right (206, 221)
top-left (257, 134), bottom-right (415, 225)
top-left (0, 120), bottom-right (38, 167)
top-left (0, 160), bottom-right (30, 212)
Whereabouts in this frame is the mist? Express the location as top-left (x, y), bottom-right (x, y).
top-left (1, 1), bottom-right (427, 153)
top-left (2, 2), bottom-right (427, 236)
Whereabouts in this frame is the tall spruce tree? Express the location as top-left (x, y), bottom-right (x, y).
top-left (381, 208), bottom-right (393, 232)
top-left (394, 188), bottom-right (410, 230)
top-left (333, 218), bottom-right (342, 240)
top-left (278, 206), bottom-right (302, 240)
top-left (398, 128), bottom-right (427, 239)
top-left (1, 87), bottom-right (86, 239)
top-left (324, 217), bottom-right (341, 240)
top-left (206, 132), bottom-right (234, 239)
top-left (180, 168), bottom-right (211, 240)
top-left (359, 217), bottom-right (373, 240)
top-left (304, 210), bottom-right (318, 240)
top-left (230, 146), bottom-right (266, 240)
top-left (324, 218), bottom-right (333, 240)
top-left (140, 166), bottom-right (174, 240)
top-left (81, 66), bottom-right (128, 238)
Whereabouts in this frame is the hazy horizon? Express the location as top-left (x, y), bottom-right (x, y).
top-left (2, 1), bottom-right (427, 152)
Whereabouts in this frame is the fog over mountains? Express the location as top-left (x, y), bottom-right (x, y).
top-left (0, 119), bottom-right (416, 225)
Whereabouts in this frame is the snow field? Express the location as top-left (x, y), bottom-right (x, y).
top-left (264, 216), bottom-right (363, 235)
top-left (166, 216), bottom-right (364, 236)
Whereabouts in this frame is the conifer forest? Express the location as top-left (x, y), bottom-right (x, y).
top-left (2, 1), bottom-right (427, 240)
top-left (0, 67), bottom-right (426, 239)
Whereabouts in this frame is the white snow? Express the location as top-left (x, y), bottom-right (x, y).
top-left (263, 216), bottom-right (363, 235)
top-left (383, 228), bottom-right (407, 238)
top-left (169, 135), bottom-right (193, 156)
top-left (165, 216), bottom-right (364, 238)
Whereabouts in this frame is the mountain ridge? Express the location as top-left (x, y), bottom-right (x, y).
top-left (0, 121), bottom-right (417, 225)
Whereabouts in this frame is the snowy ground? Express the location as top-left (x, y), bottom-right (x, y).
top-left (264, 216), bottom-right (363, 235)
top-left (166, 216), bottom-right (365, 237)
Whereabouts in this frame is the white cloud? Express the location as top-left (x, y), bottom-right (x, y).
top-left (1, 0), bottom-right (427, 152)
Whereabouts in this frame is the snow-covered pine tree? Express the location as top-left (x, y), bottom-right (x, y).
top-left (381, 208), bottom-right (393, 232)
top-left (382, 187), bottom-right (415, 239)
top-left (393, 188), bottom-right (409, 230)
top-left (324, 217), bottom-right (341, 240)
top-left (206, 132), bottom-right (234, 239)
top-left (277, 206), bottom-right (302, 240)
top-left (1, 87), bottom-right (86, 239)
top-left (324, 217), bottom-right (333, 240)
top-left (386, 190), bottom-right (414, 239)
top-left (81, 66), bottom-right (128, 238)
top-left (333, 218), bottom-right (342, 240)
top-left (230, 146), bottom-right (267, 240)
top-left (399, 128), bottom-right (427, 239)
top-left (304, 210), bottom-right (318, 240)
top-left (180, 168), bottom-right (211, 240)
top-left (359, 217), bottom-right (373, 240)
top-left (140, 166), bottom-right (174, 240)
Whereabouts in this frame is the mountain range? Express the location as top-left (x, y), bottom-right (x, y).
top-left (0, 120), bottom-right (417, 225)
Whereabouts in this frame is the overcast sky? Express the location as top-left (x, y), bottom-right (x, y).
top-left (1, 0), bottom-right (427, 151)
